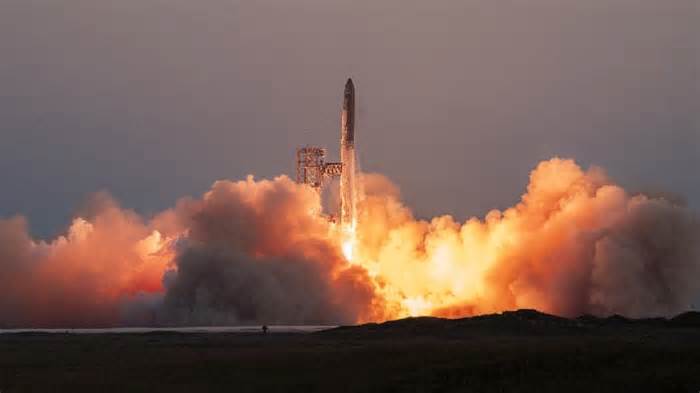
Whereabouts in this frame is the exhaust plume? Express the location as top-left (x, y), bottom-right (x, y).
top-left (0, 158), bottom-right (698, 327)
top-left (159, 176), bottom-right (379, 325)
top-left (0, 193), bottom-right (172, 327)
top-left (354, 158), bottom-right (700, 318)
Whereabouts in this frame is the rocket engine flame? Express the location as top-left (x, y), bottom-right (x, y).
top-left (342, 221), bottom-right (358, 262)
top-left (0, 158), bottom-right (698, 327)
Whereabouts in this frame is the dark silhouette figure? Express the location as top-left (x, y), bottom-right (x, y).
top-left (262, 325), bottom-right (268, 335)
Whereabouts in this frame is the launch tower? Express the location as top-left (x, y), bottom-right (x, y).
top-left (296, 78), bottom-right (357, 226)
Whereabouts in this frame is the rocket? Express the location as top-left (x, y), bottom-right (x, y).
top-left (340, 78), bottom-right (356, 227)
top-left (341, 78), bottom-right (355, 148)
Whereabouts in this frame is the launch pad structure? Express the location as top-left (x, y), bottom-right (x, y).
top-left (295, 147), bottom-right (343, 192)
top-left (296, 78), bottom-right (357, 226)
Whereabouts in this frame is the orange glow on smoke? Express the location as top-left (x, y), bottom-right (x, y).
top-left (2, 157), bottom-right (697, 327)
top-left (336, 158), bottom-right (700, 321)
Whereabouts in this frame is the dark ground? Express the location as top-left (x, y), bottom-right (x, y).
top-left (1, 310), bottom-right (700, 392)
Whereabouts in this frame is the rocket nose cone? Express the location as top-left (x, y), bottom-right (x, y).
top-left (343, 78), bottom-right (355, 111)
top-left (345, 78), bottom-right (355, 92)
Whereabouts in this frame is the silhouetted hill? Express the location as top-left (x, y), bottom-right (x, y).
top-left (670, 311), bottom-right (700, 327)
top-left (323, 309), bottom-right (700, 338)
top-left (576, 314), bottom-right (667, 328)
top-left (2, 311), bottom-right (700, 392)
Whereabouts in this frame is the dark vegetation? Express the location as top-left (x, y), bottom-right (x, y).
top-left (1, 310), bottom-right (699, 392)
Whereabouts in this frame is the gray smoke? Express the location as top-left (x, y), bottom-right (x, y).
top-left (156, 177), bottom-right (377, 325)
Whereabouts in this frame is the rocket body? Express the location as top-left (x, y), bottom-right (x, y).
top-left (341, 79), bottom-right (355, 147)
top-left (340, 79), bottom-right (356, 227)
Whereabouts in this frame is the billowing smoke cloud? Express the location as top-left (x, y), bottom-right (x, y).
top-left (158, 176), bottom-right (379, 325)
top-left (0, 193), bottom-right (171, 327)
top-left (0, 158), bottom-right (698, 327)
top-left (0, 177), bottom-right (380, 327)
top-left (354, 158), bottom-right (700, 318)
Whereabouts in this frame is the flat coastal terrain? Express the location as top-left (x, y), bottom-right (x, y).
top-left (1, 310), bottom-right (699, 392)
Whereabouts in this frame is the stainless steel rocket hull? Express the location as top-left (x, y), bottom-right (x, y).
top-left (341, 79), bottom-right (355, 147)
top-left (340, 78), bottom-right (356, 227)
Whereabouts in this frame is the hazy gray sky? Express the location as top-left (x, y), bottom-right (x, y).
top-left (1, 0), bottom-right (698, 237)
